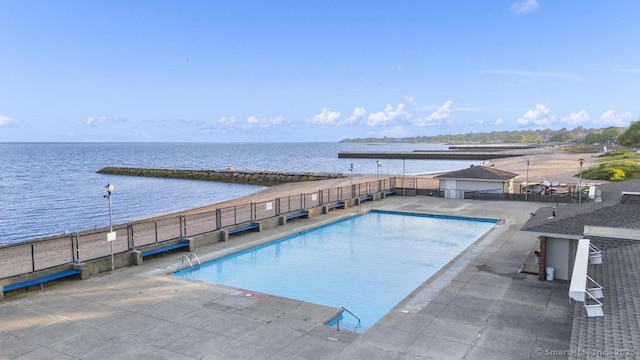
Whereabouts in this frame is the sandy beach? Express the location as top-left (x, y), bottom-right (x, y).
top-left (182, 146), bottom-right (600, 216)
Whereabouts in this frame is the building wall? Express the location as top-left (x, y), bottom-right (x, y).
top-left (545, 237), bottom-right (578, 280)
top-left (439, 178), bottom-right (509, 198)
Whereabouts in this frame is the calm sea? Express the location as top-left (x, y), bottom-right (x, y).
top-left (0, 142), bottom-right (475, 245)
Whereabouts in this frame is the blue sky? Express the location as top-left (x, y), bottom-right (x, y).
top-left (1, 0), bottom-right (639, 142)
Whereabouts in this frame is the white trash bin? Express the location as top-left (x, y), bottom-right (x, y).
top-left (545, 266), bottom-right (555, 281)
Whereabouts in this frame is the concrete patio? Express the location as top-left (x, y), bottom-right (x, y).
top-left (0, 195), bottom-right (573, 359)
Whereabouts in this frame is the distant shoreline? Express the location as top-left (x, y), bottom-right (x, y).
top-left (180, 146), bottom-right (603, 217)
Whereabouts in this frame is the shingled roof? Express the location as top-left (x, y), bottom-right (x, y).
top-left (521, 180), bottom-right (640, 356)
top-left (433, 165), bottom-right (519, 181)
top-left (521, 180), bottom-right (640, 236)
top-left (569, 239), bottom-right (640, 359)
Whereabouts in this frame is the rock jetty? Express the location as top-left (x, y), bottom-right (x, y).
top-left (97, 167), bottom-right (348, 186)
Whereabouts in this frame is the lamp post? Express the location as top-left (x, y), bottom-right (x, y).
top-left (578, 158), bottom-right (584, 204)
top-left (376, 160), bottom-right (381, 181)
top-left (349, 163), bottom-right (354, 196)
top-left (104, 183), bottom-right (115, 271)
top-left (525, 159), bottom-right (530, 202)
top-left (402, 159), bottom-right (406, 196)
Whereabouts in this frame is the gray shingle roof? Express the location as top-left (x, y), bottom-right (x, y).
top-left (433, 165), bottom-right (519, 181)
top-left (569, 240), bottom-right (640, 359)
top-left (521, 180), bottom-right (640, 236)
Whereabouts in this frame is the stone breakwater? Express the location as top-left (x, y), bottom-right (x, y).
top-left (97, 167), bottom-right (348, 186)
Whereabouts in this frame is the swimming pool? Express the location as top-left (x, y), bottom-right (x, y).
top-left (173, 210), bottom-right (496, 332)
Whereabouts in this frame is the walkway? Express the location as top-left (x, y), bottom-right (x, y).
top-left (1, 196), bottom-right (573, 359)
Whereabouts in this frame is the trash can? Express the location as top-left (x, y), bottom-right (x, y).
top-left (545, 267), bottom-right (555, 281)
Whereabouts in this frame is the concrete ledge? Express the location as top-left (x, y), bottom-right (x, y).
top-left (72, 263), bottom-right (90, 280)
top-left (131, 250), bottom-right (143, 265)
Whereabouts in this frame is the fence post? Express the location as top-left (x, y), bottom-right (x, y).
top-left (154, 221), bottom-right (158, 243)
top-left (179, 215), bottom-right (186, 237)
top-left (70, 234), bottom-right (76, 263)
top-left (74, 234), bottom-right (80, 262)
top-left (127, 224), bottom-right (134, 250)
top-left (216, 209), bottom-right (221, 230)
top-left (31, 244), bottom-right (35, 272)
top-left (233, 206), bottom-right (237, 225)
top-left (252, 202), bottom-right (256, 221)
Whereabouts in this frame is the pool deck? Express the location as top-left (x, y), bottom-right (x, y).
top-left (1, 196), bottom-right (573, 360)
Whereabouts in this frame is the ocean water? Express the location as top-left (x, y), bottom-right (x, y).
top-left (0, 142), bottom-right (476, 245)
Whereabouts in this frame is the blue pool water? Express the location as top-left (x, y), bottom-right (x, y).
top-left (173, 210), bottom-right (496, 331)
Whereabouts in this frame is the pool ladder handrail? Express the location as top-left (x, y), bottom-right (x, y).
top-left (181, 253), bottom-right (201, 268)
top-left (335, 305), bottom-right (361, 331)
top-left (357, 204), bottom-right (368, 214)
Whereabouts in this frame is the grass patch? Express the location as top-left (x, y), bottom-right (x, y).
top-left (580, 151), bottom-right (640, 181)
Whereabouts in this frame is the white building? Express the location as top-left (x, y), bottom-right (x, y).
top-left (434, 165), bottom-right (518, 199)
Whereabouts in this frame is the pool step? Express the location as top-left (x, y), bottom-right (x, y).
top-left (326, 309), bottom-right (368, 334)
top-left (340, 321), bottom-right (367, 333)
top-left (326, 320), bottom-right (367, 333)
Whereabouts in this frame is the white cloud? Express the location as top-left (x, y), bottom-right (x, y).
top-left (474, 119), bottom-right (485, 125)
top-left (412, 100), bottom-right (453, 127)
top-left (516, 104), bottom-right (554, 126)
top-left (599, 109), bottom-right (634, 126)
top-left (561, 110), bottom-right (590, 125)
top-left (367, 103), bottom-right (407, 127)
top-left (218, 116), bottom-right (236, 129)
top-left (403, 95), bottom-right (418, 106)
top-left (494, 117), bottom-right (504, 125)
top-left (86, 116), bottom-right (106, 126)
top-left (0, 115), bottom-right (11, 126)
top-left (310, 107), bottom-right (341, 126)
top-left (242, 115), bottom-right (288, 129)
top-left (511, 0), bottom-right (539, 14)
top-left (345, 107), bottom-right (367, 125)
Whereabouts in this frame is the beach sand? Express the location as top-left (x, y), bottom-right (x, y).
top-left (182, 146), bottom-right (601, 216)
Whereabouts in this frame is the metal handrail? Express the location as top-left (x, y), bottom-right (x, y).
top-left (189, 253), bottom-right (201, 267)
top-left (181, 255), bottom-right (193, 268)
top-left (336, 305), bottom-right (361, 331)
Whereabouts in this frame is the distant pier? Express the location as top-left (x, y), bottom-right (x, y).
top-left (337, 150), bottom-right (525, 161)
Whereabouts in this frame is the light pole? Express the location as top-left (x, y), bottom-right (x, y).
top-left (376, 160), bottom-right (381, 181)
top-left (402, 159), bottom-right (406, 196)
top-left (349, 163), bottom-right (354, 196)
top-left (104, 183), bottom-right (115, 271)
top-left (525, 159), bottom-right (530, 202)
top-left (578, 158), bottom-right (584, 204)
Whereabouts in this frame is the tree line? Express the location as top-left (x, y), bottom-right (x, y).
top-left (341, 120), bottom-right (640, 148)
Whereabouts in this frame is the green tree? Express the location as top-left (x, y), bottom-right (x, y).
top-left (550, 128), bottom-right (576, 142)
top-left (585, 131), bottom-right (602, 144)
top-left (618, 120), bottom-right (640, 148)
top-left (601, 127), bottom-right (621, 144)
